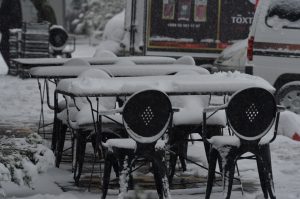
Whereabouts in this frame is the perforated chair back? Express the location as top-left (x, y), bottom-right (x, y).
top-left (227, 87), bottom-right (276, 141)
top-left (49, 26), bottom-right (69, 51)
top-left (123, 90), bottom-right (172, 144)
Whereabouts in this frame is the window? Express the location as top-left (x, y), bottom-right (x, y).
top-left (265, 0), bottom-right (300, 29)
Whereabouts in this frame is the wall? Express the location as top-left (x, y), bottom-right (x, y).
top-left (49, 0), bottom-right (65, 26)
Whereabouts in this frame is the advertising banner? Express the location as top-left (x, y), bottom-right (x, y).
top-left (146, 0), bottom-right (256, 57)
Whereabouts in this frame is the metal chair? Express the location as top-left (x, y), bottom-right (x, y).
top-left (54, 69), bottom-right (122, 185)
top-left (100, 89), bottom-right (173, 199)
top-left (49, 25), bottom-right (75, 58)
top-left (203, 87), bottom-right (284, 199)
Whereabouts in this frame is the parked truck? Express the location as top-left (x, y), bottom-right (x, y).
top-left (125, 0), bottom-right (257, 63)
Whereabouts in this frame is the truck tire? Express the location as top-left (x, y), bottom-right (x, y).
top-left (276, 81), bottom-right (300, 114)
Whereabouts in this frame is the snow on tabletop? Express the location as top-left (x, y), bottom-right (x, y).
top-left (57, 71), bottom-right (275, 96)
top-left (30, 64), bottom-right (207, 78)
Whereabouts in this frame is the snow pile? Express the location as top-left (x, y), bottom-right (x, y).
top-left (278, 110), bottom-right (300, 141)
top-left (214, 39), bottom-right (247, 67)
top-left (0, 133), bottom-right (54, 190)
top-left (95, 10), bottom-right (125, 54)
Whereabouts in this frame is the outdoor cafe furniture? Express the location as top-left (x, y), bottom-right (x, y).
top-left (12, 54), bottom-right (177, 68)
top-left (55, 72), bottom-right (275, 191)
top-left (28, 63), bottom-right (209, 78)
top-left (202, 87), bottom-right (284, 199)
top-left (54, 68), bottom-right (209, 184)
top-left (28, 56), bottom-right (208, 146)
top-left (100, 89), bottom-right (173, 199)
top-left (55, 69), bottom-right (125, 184)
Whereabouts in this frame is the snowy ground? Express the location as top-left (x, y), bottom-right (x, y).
top-left (0, 42), bottom-right (300, 199)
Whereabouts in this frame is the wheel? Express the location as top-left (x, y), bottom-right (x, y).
top-left (276, 81), bottom-right (300, 114)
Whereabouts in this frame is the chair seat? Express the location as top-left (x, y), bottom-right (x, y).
top-left (103, 138), bottom-right (136, 151)
top-left (208, 135), bottom-right (241, 148)
top-left (75, 103), bottom-right (122, 126)
top-left (58, 100), bottom-right (73, 111)
top-left (57, 107), bottom-right (77, 125)
top-left (103, 138), bottom-right (167, 152)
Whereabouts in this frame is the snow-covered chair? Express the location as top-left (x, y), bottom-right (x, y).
top-left (167, 70), bottom-right (226, 184)
top-left (202, 87), bottom-right (284, 199)
top-left (51, 58), bottom-right (91, 151)
top-left (55, 69), bottom-right (124, 184)
top-left (49, 25), bottom-right (75, 58)
top-left (174, 55), bottom-right (195, 65)
top-left (93, 49), bottom-right (117, 58)
top-left (100, 89), bottom-right (173, 199)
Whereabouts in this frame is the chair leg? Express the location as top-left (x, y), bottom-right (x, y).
top-left (205, 148), bottom-right (218, 199)
top-left (74, 130), bottom-right (88, 185)
top-left (55, 123), bottom-right (68, 168)
top-left (222, 149), bottom-right (236, 199)
top-left (168, 153), bottom-right (178, 184)
top-left (259, 145), bottom-right (276, 199)
top-left (118, 155), bottom-right (129, 199)
top-left (51, 117), bottom-right (61, 151)
top-left (101, 152), bottom-right (113, 199)
top-left (256, 155), bottom-right (269, 199)
top-left (151, 153), bottom-right (171, 199)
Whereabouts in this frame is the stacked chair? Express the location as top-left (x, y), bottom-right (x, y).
top-left (8, 29), bottom-right (22, 75)
top-left (202, 87), bottom-right (284, 199)
top-left (21, 22), bottom-right (50, 58)
top-left (100, 89), bottom-right (174, 199)
top-left (19, 22), bottom-right (50, 77)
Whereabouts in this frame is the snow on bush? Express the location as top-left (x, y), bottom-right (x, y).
top-left (0, 133), bottom-right (54, 190)
top-left (67, 0), bottom-right (125, 35)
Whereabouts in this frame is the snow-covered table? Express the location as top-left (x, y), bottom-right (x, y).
top-left (53, 72), bottom-right (275, 174)
top-left (56, 72), bottom-right (275, 97)
top-left (13, 56), bottom-right (176, 67)
top-left (29, 64), bottom-right (209, 78)
top-left (54, 72), bottom-right (275, 128)
top-left (55, 72), bottom-right (274, 127)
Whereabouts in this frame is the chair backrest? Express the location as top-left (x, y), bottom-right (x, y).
top-left (174, 56), bottom-right (195, 65)
top-left (63, 58), bottom-right (90, 67)
top-left (78, 69), bottom-right (116, 110)
top-left (49, 25), bottom-right (69, 51)
top-left (93, 49), bottom-right (117, 58)
top-left (227, 87), bottom-right (277, 141)
top-left (122, 90), bottom-right (172, 144)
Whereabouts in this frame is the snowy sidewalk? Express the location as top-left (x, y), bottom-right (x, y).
top-left (1, 75), bottom-right (300, 198)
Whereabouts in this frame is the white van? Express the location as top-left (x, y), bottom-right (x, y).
top-left (215, 0), bottom-right (300, 113)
